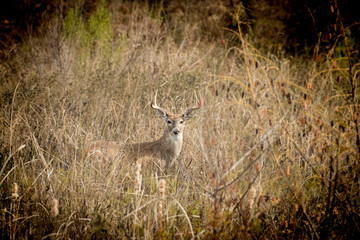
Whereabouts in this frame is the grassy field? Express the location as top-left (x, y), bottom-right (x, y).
top-left (1, 1), bottom-right (359, 239)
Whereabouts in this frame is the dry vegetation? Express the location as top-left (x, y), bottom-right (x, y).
top-left (1, 1), bottom-right (359, 239)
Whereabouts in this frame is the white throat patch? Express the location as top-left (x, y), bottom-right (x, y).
top-left (170, 133), bottom-right (183, 142)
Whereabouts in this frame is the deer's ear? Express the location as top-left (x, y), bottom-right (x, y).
top-left (153, 108), bottom-right (169, 121)
top-left (182, 108), bottom-right (198, 121)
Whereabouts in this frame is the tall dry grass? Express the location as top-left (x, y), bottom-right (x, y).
top-left (1, 1), bottom-right (359, 239)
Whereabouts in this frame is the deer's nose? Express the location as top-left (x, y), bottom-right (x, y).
top-left (173, 129), bottom-right (180, 135)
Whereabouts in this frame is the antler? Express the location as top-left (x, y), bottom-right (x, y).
top-left (185, 98), bottom-right (203, 112)
top-left (151, 91), bottom-right (159, 109)
top-left (181, 98), bottom-right (203, 120)
top-left (151, 91), bottom-right (164, 111)
top-left (151, 91), bottom-right (171, 119)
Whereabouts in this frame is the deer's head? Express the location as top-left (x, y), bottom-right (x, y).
top-left (151, 93), bottom-right (202, 141)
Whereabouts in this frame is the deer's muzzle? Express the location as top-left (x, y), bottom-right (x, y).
top-left (172, 129), bottom-right (180, 135)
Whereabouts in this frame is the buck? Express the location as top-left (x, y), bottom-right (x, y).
top-left (85, 93), bottom-right (202, 173)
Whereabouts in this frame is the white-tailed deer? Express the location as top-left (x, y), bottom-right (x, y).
top-left (85, 93), bottom-right (202, 173)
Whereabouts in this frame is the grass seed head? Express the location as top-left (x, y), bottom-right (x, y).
top-left (285, 165), bottom-right (290, 177)
top-left (51, 199), bottom-right (59, 217)
top-left (158, 179), bottom-right (166, 199)
top-left (12, 182), bottom-right (19, 199)
top-left (247, 186), bottom-right (257, 209)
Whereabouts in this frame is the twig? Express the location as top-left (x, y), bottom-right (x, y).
top-left (213, 149), bottom-right (267, 194)
top-left (172, 197), bottom-right (195, 239)
top-left (121, 198), bottom-right (157, 220)
top-left (219, 111), bottom-right (288, 182)
top-left (0, 145), bottom-right (25, 185)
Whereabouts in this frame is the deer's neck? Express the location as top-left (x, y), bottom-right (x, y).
top-left (125, 131), bottom-right (183, 163)
top-left (160, 131), bottom-right (183, 155)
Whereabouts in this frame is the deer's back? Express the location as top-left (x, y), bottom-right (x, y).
top-left (84, 140), bottom-right (123, 160)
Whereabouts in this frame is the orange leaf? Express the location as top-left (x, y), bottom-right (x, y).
top-left (198, 98), bottom-right (204, 108)
top-left (307, 81), bottom-right (313, 90)
top-left (255, 163), bottom-right (261, 173)
top-left (272, 197), bottom-right (280, 206)
top-left (212, 84), bottom-right (218, 96)
top-left (337, 76), bottom-right (342, 85)
top-left (332, 61), bottom-right (336, 69)
top-left (302, 99), bottom-right (307, 109)
top-left (285, 165), bottom-right (290, 177)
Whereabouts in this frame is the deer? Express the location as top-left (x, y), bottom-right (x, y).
top-left (84, 93), bottom-right (202, 173)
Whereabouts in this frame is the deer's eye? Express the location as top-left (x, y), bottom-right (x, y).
top-left (167, 120), bottom-right (172, 124)
top-left (179, 120), bottom-right (184, 124)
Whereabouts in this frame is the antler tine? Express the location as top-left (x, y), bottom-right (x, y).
top-left (151, 91), bottom-right (169, 113)
top-left (180, 98), bottom-right (203, 117)
top-left (151, 90), bottom-right (161, 109)
top-left (188, 98), bottom-right (204, 111)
